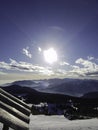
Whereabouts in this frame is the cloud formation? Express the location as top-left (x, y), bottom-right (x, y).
top-left (38, 47), bottom-right (42, 52)
top-left (87, 56), bottom-right (94, 61)
top-left (0, 59), bottom-right (53, 76)
top-left (0, 57), bottom-right (98, 80)
top-left (22, 47), bottom-right (32, 58)
top-left (59, 61), bottom-right (70, 66)
top-left (75, 58), bottom-right (98, 77)
top-left (76, 58), bottom-right (96, 69)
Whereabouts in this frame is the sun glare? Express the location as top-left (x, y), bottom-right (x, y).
top-left (43, 48), bottom-right (58, 64)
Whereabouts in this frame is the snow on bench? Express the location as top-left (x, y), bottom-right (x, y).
top-left (0, 88), bottom-right (31, 130)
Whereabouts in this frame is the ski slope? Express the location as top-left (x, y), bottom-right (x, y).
top-left (29, 115), bottom-right (98, 130)
top-left (0, 115), bottom-right (98, 130)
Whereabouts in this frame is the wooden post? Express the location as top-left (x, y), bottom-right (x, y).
top-left (0, 88), bottom-right (30, 130)
top-left (3, 124), bottom-right (9, 130)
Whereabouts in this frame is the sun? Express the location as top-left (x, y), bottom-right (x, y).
top-left (43, 48), bottom-right (58, 64)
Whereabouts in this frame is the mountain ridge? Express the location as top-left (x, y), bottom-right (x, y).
top-left (7, 78), bottom-right (98, 97)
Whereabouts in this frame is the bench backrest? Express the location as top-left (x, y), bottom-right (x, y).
top-left (0, 88), bottom-right (31, 130)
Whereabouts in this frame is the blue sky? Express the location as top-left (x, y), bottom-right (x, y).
top-left (0, 0), bottom-right (98, 84)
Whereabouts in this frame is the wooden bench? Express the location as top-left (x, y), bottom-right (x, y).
top-left (0, 88), bottom-right (31, 130)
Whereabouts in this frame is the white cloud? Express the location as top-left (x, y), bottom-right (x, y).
top-left (72, 65), bottom-right (80, 69)
top-left (75, 58), bottom-right (97, 69)
top-left (22, 47), bottom-right (32, 58)
top-left (0, 59), bottom-right (53, 75)
top-left (10, 58), bottom-right (17, 65)
top-left (75, 58), bottom-right (98, 77)
top-left (87, 56), bottom-right (94, 61)
top-left (1, 57), bottom-right (98, 79)
top-left (0, 61), bottom-right (11, 70)
top-left (38, 47), bottom-right (42, 52)
top-left (59, 61), bottom-right (70, 66)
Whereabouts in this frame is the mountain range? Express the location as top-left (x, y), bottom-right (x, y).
top-left (6, 78), bottom-right (98, 97)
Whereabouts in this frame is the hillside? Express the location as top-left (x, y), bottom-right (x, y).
top-left (0, 85), bottom-right (74, 104)
top-left (1, 84), bottom-right (98, 119)
top-left (10, 78), bottom-right (98, 97)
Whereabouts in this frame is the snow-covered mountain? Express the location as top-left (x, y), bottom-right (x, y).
top-left (8, 78), bottom-right (98, 97)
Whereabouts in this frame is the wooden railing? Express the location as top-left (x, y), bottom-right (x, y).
top-left (0, 88), bottom-right (31, 130)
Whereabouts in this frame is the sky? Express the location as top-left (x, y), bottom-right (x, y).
top-left (0, 0), bottom-right (98, 84)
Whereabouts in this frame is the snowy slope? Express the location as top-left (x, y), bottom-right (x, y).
top-left (1, 115), bottom-right (98, 130)
top-left (29, 115), bottom-right (98, 130)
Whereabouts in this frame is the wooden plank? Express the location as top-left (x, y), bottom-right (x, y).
top-left (3, 124), bottom-right (9, 130)
top-left (0, 88), bottom-right (31, 110)
top-left (0, 108), bottom-right (29, 130)
top-left (0, 93), bottom-right (31, 116)
top-left (0, 101), bottom-right (30, 123)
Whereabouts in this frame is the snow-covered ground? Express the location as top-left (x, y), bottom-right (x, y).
top-left (29, 115), bottom-right (98, 130)
top-left (0, 115), bottom-right (98, 130)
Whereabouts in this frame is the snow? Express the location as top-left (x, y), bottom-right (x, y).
top-left (0, 115), bottom-right (98, 130)
top-left (29, 115), bottom-right (98, 130)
